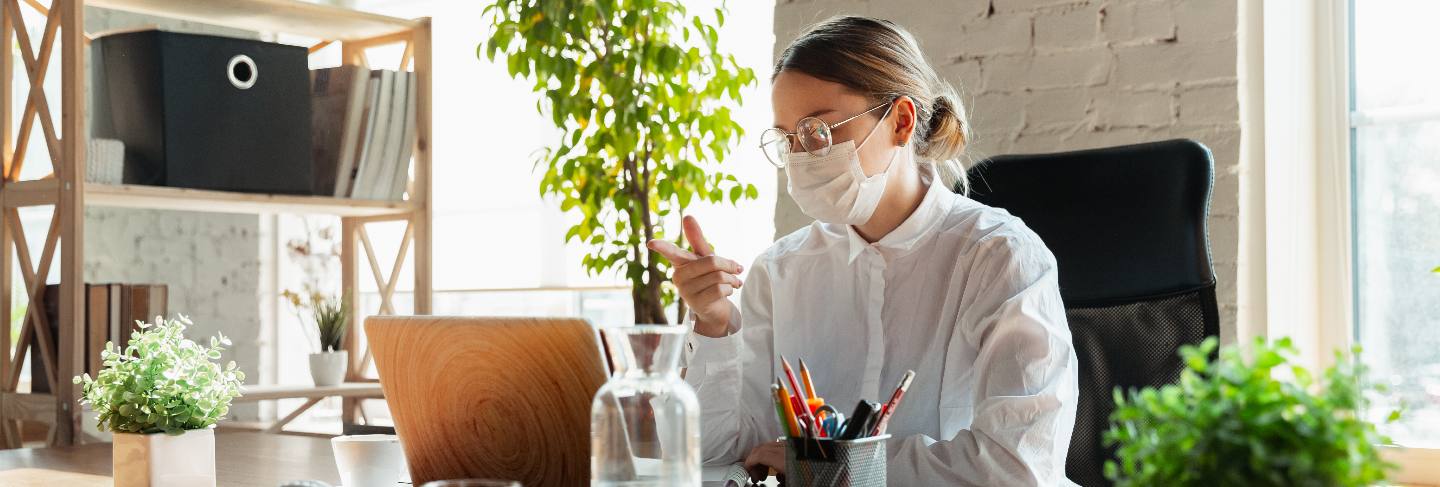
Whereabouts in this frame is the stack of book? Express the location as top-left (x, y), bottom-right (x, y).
top-left (310, 65), bottom-right (418, 201)
top-left (31, 284), bottom-right (167, 393)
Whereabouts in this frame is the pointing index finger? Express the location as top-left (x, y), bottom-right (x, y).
top-left (683, 215), bottom-right (714, 257)
top-left (647, 239), bottom-right (698, 263)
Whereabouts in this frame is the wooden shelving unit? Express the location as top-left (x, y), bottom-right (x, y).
top-left (0, 0), bottom-right (433, 446)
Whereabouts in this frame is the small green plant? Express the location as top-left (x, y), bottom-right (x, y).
top-left (311, 294), bottom-right (348, 353)
top-left (72, 315), bottom-right (245, 435)
top-left (1104, 337), bottom-right (1398, 486)
top-left (282, 290), bottom-right (348, 353)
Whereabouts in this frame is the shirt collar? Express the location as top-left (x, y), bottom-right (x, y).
top-left (845, 164), bottom-right (949, 264)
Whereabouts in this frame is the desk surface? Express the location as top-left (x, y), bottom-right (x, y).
top-left (0, 431), bottom-right (770, 486)
top-left (0, 431), bottom-right (341, 486)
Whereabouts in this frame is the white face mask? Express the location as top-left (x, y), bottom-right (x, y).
top-left (783, 114), bottom-right (898, 225)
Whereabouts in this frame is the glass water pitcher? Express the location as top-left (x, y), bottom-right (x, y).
top-left (591, 325), bottom-right (700, 486)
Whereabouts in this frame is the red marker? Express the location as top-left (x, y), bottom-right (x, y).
top-left (870, 370), bottom-right (915, 436)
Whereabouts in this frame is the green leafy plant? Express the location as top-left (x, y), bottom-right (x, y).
top-left (72, 315), bottom-right (245, 435)
top-left (482, 0), bottom-right (757, 323)
top-left (1105, 337), bottom-right (1398, 486)
top-left (281, 219), bottom-right (347, 351)
top-left (311, 294), bottom-right (348, 353)
top-left (284, 290), bottom-right (348, 353)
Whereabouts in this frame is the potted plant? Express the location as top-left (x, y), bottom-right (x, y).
top-left (1105, 337), bottom-right (1399, 486)
top-left (483, 0), bottom-right (757, 323)
top-left (281, 221), bottom-right (349, 386)
top-left (73, 315), bottom-right (245, 487)
top-left (307, 294), bottom-right (349, 386)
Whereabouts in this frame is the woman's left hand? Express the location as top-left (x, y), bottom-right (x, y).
top-left (743, 440), bottom-right (786, 482)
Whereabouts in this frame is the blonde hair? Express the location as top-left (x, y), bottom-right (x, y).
top-left (774, 16), bottom-right (972, 192)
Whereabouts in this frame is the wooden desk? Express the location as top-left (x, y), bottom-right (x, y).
top-left (0, 431), bottom-right (341, 486)
top-left (0, 430), bottom-right (771, 486)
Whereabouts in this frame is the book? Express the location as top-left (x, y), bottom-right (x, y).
top-left (29, 284), bottom-right (166, 392)
top-left (370, 71), bottom-right (409, 200)
top-left (118, 284), bottom-right (167, 351)
top-left (107, 284), bottom-right (123, 355)
top-left (310, 66), bottom-right (370, 196)
top-left (387, 71), bottom-right (419, 201)
top-left (87, 285), bottom-right (109, 376)
top-left (351, 70), bottom-right (394, 199)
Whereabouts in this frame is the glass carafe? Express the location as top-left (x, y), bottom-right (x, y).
top-left (591, 325), bottom-right (700, 486)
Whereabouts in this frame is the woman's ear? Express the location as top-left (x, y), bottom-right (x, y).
top-left (891, 96), bottom-right (918, 147)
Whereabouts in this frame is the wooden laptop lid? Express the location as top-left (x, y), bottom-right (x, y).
top-left (366, 316), bottom-right (607, 486)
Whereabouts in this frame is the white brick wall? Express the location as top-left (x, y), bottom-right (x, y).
top-left (773, 0), bottom-right (1241, 337)
top-left (83, 9), bottom-right (264, 420)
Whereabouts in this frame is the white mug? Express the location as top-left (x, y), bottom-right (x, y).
top-left (331, 434), bottom-right (407, 487)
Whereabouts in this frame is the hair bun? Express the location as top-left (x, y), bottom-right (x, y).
top-left (929, 96), bottom-right (955, 131)
top-left (920, 94), bottom-right (966, 162)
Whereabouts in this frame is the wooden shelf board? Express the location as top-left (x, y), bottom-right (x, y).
top-left (87, 0), bottom-right (420, 41)
top-left (235, 382), bottom-right (384, 402)
top-left (84, 183), bottom-right (416, 217)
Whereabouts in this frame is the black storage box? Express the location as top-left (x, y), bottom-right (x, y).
top-left (95, 30), bottom-right (312, 194)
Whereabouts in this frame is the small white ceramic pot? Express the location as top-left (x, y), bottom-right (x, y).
top-left (112, 427), bottom-right (216, 487)
top-left (309, 350), bottom-right (349, 386)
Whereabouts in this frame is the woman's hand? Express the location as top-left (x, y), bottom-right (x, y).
top-left (647, 216), bottom-right (743, 338)
top-left (743, 440), bottom-right (786, 482)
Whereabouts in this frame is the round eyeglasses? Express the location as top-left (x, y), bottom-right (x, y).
top-left (759, 101), bottom-right (893, 168)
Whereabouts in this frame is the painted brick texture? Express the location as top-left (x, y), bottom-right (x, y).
top-left (772, 0), bottom-right (1240, 336)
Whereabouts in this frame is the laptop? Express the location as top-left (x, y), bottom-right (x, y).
top-left (366, 316), bottom-right (608, 486)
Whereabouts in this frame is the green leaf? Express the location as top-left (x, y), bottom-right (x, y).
top-left (1103, 336), bottom-right (1398, 486)
top-left (481, 0), bottom-right (756, 323)
top-left (71, 316), bottom-right (244, 434)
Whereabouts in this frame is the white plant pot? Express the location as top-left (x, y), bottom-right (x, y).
top-left (112, 427), bottom-right (216, 487)
top-left (309, 350), bottom-right (349, 386)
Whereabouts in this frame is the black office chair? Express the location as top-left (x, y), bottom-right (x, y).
top-left (964, 139), bottom-right (1221, 487)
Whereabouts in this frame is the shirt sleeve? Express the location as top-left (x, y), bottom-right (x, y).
top-left (886, 228), bottom-right (1080, 486)
top-left (683, 254), bottom-right (784, 466)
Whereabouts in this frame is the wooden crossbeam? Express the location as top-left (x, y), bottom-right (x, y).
top-left (307, 39), bottom-right (333, 54)
top-left (4, 209), bottom-right (61, 391)
top-left (266, 397), bottom-right (323, 434)
top-left (6, 0), bottom-right (62, 180)
top-left (20, 0), bottom-right (46, 16)
top-left (352, 221), bottom-right (412, 375)
top-left (344, 30), bottom-right (410, 50)
top-left (400, 40), bottom-right (414, 71)
top-left (379, 221), bottom-right (412, 312)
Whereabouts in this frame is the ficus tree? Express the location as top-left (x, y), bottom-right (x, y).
top-left (482, 0), bottom-right (757, 323)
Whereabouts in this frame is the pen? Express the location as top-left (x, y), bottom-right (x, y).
top-left (870, 370), bottom-right (915, 436)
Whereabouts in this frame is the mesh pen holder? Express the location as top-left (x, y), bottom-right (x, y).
top-left (785, 435), bottom-right (889, 487)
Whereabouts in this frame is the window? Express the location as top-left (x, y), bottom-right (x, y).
top-left (1350, 0), bottom-right (1440, 451)
top-left (263, 0), bottom-right (778, 431)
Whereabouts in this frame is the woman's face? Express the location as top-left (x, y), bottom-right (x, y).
top-left (771, 70), bottom-right (897, 177)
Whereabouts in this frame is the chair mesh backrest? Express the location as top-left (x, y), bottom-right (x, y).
top-left (1065, 287), bottom-right (1218, 486)
top-left (965, 139), bottom-right (1221, 487)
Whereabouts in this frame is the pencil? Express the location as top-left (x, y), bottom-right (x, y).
top-left (779, 356), bottom-right (806, 408)
top-left (798, 358), bottom-right (818, 401)
top-left (771, 382), bottom-right (793, 437)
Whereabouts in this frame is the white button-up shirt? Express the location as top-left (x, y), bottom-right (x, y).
top-left (684, 166), bottom-right (1079, 486)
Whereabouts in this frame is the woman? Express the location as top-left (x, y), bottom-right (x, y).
top-left (649, 16), bottom-right (1078, 485)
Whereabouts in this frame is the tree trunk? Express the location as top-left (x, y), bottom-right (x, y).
top-left (632, 269), bottom-right (668, 324)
